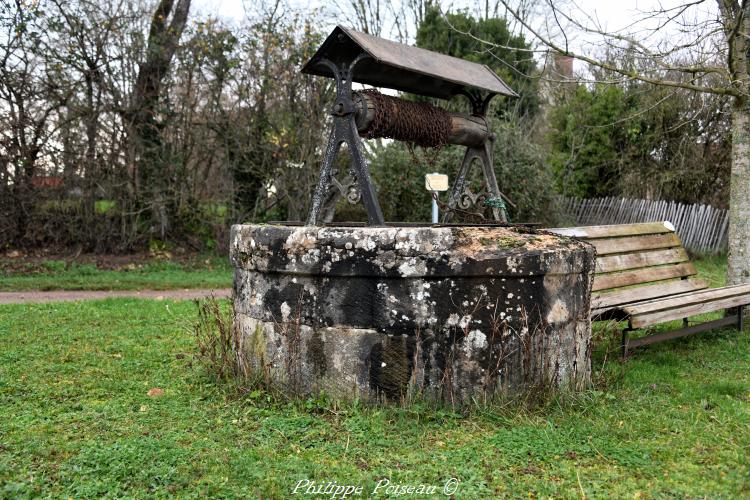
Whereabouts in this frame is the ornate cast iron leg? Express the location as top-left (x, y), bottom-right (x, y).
top-left (443, 143), bottom-right (507, 223)
top-left (307, 127), bottom-right (343, 226)
top-left (478, 139), bottom-right (507, 223)
top-left (443, 91), bottom-right (510, 224)
top-left (443, 147), bottom-right (478, 223)
top-left (343, 117), bottom-right (384, 225)
top-left (305, 55), bottom-right (384, 227)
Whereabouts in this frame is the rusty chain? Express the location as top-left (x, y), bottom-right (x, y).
top-left (358, 89), bottom-right (452, 166)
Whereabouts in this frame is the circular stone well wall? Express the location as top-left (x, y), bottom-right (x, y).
top-left (230, 224), bottom-right (596, 403)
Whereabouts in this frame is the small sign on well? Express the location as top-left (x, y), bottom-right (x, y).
top-left (425, 173), bottom-right (449, 192)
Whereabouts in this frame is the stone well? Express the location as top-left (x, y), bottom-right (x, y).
top-left (231, 224), bottom-right (596, 403)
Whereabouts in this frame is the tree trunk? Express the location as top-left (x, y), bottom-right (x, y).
top-left (127, 0), bottom-right (191, 241)
top-left (727, 99), bottom-right (750, 285)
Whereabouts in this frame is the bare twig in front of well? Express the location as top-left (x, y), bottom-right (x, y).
top-left (193, 296), bottom-right (240, 382)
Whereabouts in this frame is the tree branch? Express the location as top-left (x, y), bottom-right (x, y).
top-left (496, 0), bottom-right (742, 97)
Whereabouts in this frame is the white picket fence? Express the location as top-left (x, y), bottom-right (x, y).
top-left (559, 197), bottom-right (729, 254)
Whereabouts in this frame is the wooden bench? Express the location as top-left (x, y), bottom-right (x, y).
top-left (548, 221), bottom-right (750, 356)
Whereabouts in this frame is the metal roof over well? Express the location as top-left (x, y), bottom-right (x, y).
top-left (301, 26), bottom-right (517, 100)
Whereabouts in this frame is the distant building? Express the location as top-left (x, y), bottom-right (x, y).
top-left (30, 175), bottom-right (63, 189)
top-left (539, 51), bottom-right (577, 106)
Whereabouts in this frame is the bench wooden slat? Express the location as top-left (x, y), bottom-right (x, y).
top-left (592, 284), bottom-right (711, 318)
top-left (592, 278), bottom-right (708, 311)
top-left (592, 262), bottom-right (696, 292)
top-left (596, 247), bottom-right (688, 273)
top-left (591, 307), bottom-right (610, 317)
top-left (624, 283), bottom-right (750, 315)
top-left (608, 282), bottom-right (714, 310)
top-left (595, 283), bottom-right (722, 319)
top-left (588, 233), bottom-right (682, 255)
top-left (630, 294), bottom-right (750, 328)
top-left (548, 221), bottom-right (673, 239)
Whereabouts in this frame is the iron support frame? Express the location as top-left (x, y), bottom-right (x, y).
top-left (621, 326), bottom-right (632, 359)
top-left (621, 307), bottom-right (746, 359)
top-left (739, 305), bottom-right (745, 332)
top-left (443, 90), bottom-right (508, 223)
top-left (306, 55), bottom-right (385, 226)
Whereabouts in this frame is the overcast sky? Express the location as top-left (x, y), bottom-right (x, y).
top-left (191, 0), bottom-right (721, 71)
top-left (192, 0), bottom-right (719, 34)
top-left (194, 0), bottom-right (670, 25)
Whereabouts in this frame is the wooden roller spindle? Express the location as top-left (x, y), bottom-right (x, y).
top-left (353, 91), bottom-right (491, 148)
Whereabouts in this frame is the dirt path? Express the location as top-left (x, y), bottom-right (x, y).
top-left (0, 288), bottom-right (231, 305)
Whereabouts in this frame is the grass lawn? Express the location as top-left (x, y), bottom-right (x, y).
top-left (1, 257), bottom-right (749, 497)
top-left (0, 255), bottom-right (231, 292)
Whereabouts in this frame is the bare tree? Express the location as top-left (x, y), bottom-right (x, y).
top-left (344, 0), bottom-right (436, 41)
top-left (0, 0), bottom-right (69, 244)
top-left (493, 0), bottom-right (750, 285)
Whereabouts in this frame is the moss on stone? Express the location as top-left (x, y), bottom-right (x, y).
top-left (249, 322), bottom-right (267, 367)
top-left (495, 235), bottom-right (526, 248)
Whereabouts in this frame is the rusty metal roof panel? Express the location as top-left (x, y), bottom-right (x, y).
top-left (301, 26), bottom-right (517, 100)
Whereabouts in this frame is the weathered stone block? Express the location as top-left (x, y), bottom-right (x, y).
top-left (231, 224), bottom-right (595, 403)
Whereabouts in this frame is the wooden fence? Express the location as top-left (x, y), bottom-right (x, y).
top-left (559, 197), bottom-right (729, 254)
